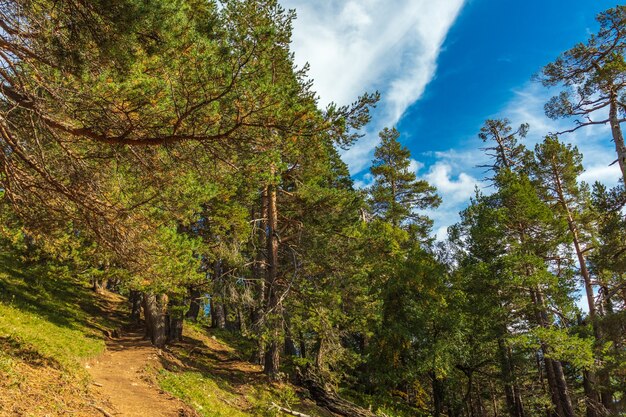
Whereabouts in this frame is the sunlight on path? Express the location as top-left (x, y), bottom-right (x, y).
top-left (87, 331), bottom-right (193, 417)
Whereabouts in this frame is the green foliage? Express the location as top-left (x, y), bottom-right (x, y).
top-left (368, 127), bottom-right (441, 234)
top-left (527, 328), bottom-right (595, 369)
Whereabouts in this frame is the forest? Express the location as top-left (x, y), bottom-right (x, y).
top-left (0, 1), bottom-right (624, 417)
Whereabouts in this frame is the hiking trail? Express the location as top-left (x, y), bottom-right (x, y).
top-left (86, 329), bottom-right (194, 417)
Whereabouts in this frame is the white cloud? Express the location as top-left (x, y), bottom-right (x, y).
top-left (409, 158), bottom-right (424, 174)
top-left (423, 162), bottom-right (479, 204)
top-left (580, 164), bottom-right (622, 185)
top-left (282, 0), bottom-right (466, 173)
top-left (416, 158), bottom-right (483, 241)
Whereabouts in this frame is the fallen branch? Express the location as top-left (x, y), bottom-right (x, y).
top-left (299, 369), bottom-right (376, 417)
top-left (90, 403), bottom-right (115, 417)
top-left (270, 402), bottom-right (311, 417)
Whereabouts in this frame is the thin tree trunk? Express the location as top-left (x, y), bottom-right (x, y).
top-left (185, 286), bottom-right (202, 321)
top-left (236, 307), bottom-right (246, 333)
top-left (285, 334), bottom-right (298, 357)
top-left (532, 289), bottom-right (575, 417)
top-left (284, 313), bottom-right (298, 356)
top-left (142, 294), bottom-right (153, 340)
top-left (129, 290), bottom-right (142, 324)
top-left (609, 95), bottom-right (626, 188)
top-left (544, 356), bottom-right (566, 417)
top-left (167, 298), bottom-right (184, 343)
top-left (211, 260), bottom-right (227, 329)
top-left (498, 338), bottom-right (525, 417)
top-left (211, 298), bottom-right (227, 329)
top-left (299, 331), bottom-right (307, 359)
top-left (263, 180), bottom-right (281, 378)
top-left (475, 379), bottom-right (487, 417)
top-left (252, 187), bottom-right (268, 365)
top-left (432, 372), bottom-right (445, 417)
top-left (552, 170), bottom-right (603, 417)
top-left (489, 379), bottom-right (499, 417)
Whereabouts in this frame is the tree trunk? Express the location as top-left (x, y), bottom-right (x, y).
top-left (129, 290), bottom-right (142, 324)
top-left (299, 331), bottom-right (307, 359)
top-left (143, 292), bottom-right (168, 348)
top-left (252, 187), bottom-right (268, 365)
top-left (264, 338), bottom-right (280, 378)
top-left (142, 295), bottom-right (153, 340)
top-left (185, 286), bottom-right (202, 321)
top-left (432, 372), bottom-right (445, 417)
top-left (236, 307), bottom-right (246, 333)
top-left (167, 298), bottom-right (184, 343)
top-left (552, 171), bottom-right (603, 417)
top-left (211, 298), bottom-right (227, 329)
top-left (284, 314), bottom-right (298, 356)
top-left (489, 379), bottom-right (499, 417)
top-left (609, 95), bottom-right (626, 188)
top-left (211, 260), bottom-right (227, 329)
top-left (285, 334), bottom-right (298, 357)
top-left (498, 338), bottom-right (525, 417)
top-left (544, 356), bottom-right (566, 417)
top-left (263, 180), bottom-right (282, 378)
top-left (532, 289), bottom-right (575, 417)
top-left (167, 314), bottom-right (183, 342)
top-left (300, 369), bottom-right (376, 417)
top-left (251, 306), bottom-right (265, 365)
top-left (582, 371), bottom-right (602, 417)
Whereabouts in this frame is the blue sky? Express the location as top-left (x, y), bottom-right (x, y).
top-left (282, 0), bottom-right (622, 238)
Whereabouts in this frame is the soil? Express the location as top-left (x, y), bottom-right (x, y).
top-left (87, 330), bottom-right (196, 417)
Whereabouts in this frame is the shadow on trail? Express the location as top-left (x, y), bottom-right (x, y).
top-left (157, 326), bottom-right (265, 400)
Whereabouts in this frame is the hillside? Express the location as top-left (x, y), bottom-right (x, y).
top-left (0, 249), bottom-right (338, 417)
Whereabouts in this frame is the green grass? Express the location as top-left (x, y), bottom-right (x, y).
top-left (0, 248), bottom-right (126, 414)
top-left (159, 370), bottom-right (252, 417)
top-left (158, 368), bottom-right (316, 417)
top-left (0, 254), bottom-right (110, 373)
top-left (156, 323), bottom-right (337, 417)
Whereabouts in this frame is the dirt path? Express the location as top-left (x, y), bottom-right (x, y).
top-left (86, 330), bottom-right (194, 417)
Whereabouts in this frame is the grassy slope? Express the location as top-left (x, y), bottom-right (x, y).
top-left (0, 248), bottom-right (332, 417)
top-left (0, 246), bottom-right (378, 417)
top-left (0, 252), bottom-right (122, 416)
top-left (157, 323), bottom-right (336, 417)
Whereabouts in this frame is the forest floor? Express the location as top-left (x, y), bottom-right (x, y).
top-left (87, 299), bottom-right (332, 417)
top-left (0, 249), bottom-right (333, 417)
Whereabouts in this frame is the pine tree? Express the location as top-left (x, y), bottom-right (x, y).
top-left (368, 127), bottom-right (441, 236)
top-left (540, 6), bottom-right (626, 187)
top-left (533, 136), bottom-right (605, 416)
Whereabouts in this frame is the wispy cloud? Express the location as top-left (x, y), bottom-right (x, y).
top-left (282, 2), bottom-right (620, 242)
top-left (283, 0), bottom-right (466, 173)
